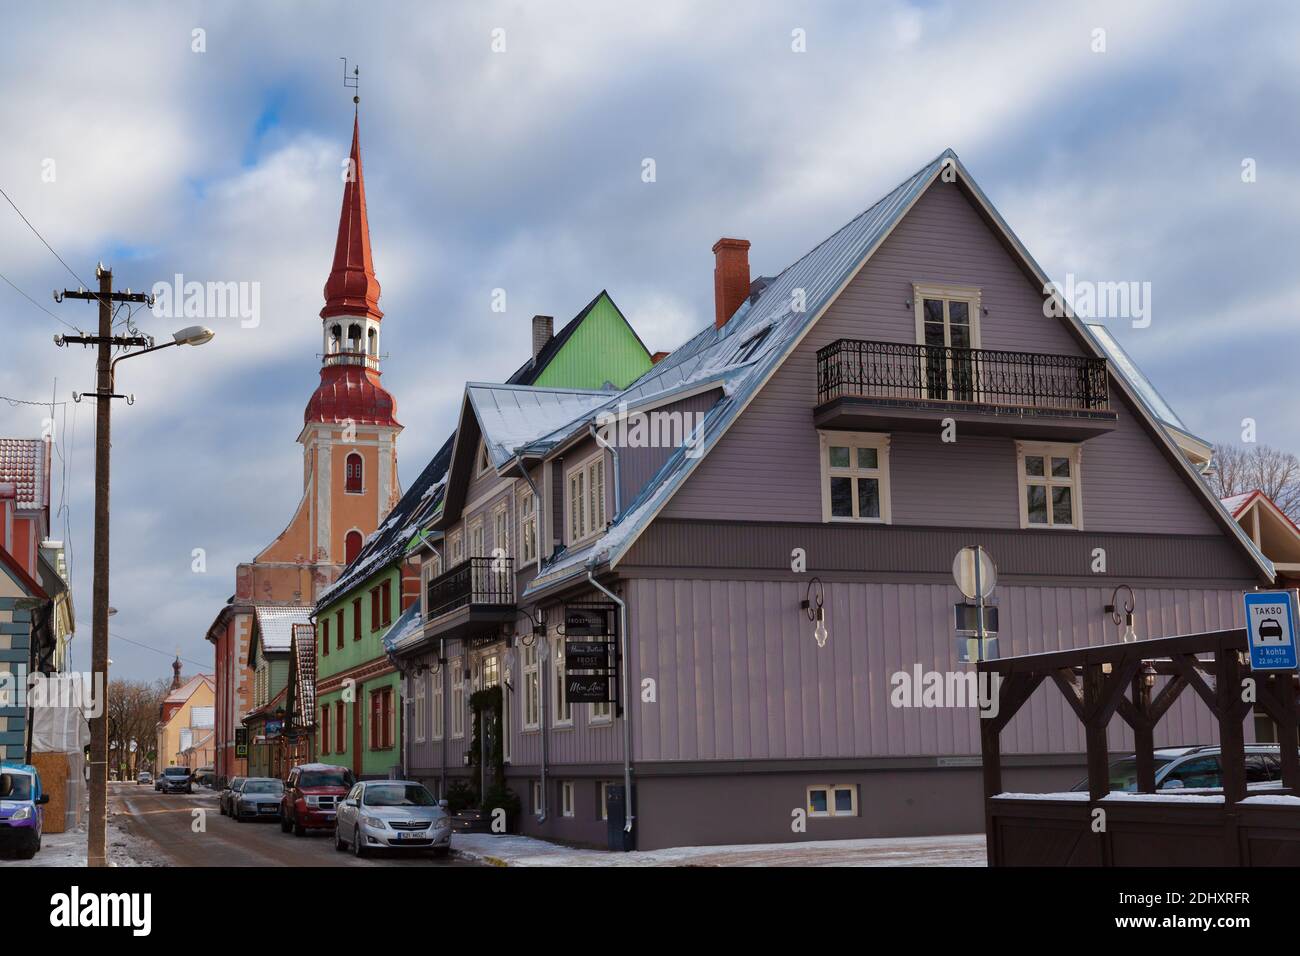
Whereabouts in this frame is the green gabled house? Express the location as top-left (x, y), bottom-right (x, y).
top-left (306, 292), bottom-right (653, 780)
top-left (242, 606), bottom-right (312, 779)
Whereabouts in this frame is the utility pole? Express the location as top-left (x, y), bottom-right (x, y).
top-left (55, 265), bottom-right (152, 867)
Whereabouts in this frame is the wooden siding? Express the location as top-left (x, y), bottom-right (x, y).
top-left (627, 577), bottom-right (1243, 764)
top-left (663, 180), bottom-right (1222, 537)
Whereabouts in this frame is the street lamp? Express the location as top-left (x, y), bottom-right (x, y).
top-left (54, 263), bottom-right (214, 868)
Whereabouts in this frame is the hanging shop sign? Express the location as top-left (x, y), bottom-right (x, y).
top-left (235, 727), bottom-right (249, 758)
top-left (564, 603), bottom-right (616, 637)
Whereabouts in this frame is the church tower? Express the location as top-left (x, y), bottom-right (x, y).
top-left (237, 110), bottom-right (402, 604)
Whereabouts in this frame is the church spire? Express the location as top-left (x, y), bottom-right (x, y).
top-left (321, 113), bottom-right (383, 323)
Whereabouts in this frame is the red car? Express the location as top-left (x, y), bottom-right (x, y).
top-left (280, 763), bottom-right (355, 836)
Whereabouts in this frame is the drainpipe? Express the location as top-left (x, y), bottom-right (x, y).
top-left (586, 570), bottom-right (633, 840)
top-left (439, 638), bottom-right (448, 797)
top-left (590, 424), bottom-right (621, 519)
top-left (537, 623), bottom-right (548, 823)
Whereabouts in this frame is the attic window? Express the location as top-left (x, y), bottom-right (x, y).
top-left (477, 441), bottom-right (491, 475)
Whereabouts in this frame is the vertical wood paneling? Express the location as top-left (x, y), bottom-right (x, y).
top-left (627, 577), bottom-right (1247, 763)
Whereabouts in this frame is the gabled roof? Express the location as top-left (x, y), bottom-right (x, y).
top-left (470, 383), bottom-right (614, 471)
top-left (0, 542), bottom-right (48, 600)
top-left (494, 148), bottom-right (1273, 597)
top-left (290, 622), bottom-right (317, 727)
top-left (163, 673), bottom-right (214, 705)
top-left (1222, 491), bottom-right (1300, 570)
top-left (505, 290), bottom-right (650, 386)
top-left (251, 605), bottom-right (313, 660)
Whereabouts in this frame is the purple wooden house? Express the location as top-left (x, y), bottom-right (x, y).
top-left (391, 149), bottom-right (1272, 850)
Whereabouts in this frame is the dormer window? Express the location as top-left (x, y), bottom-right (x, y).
top-left (477, 441), bottom-right (491, 475)
top-left (345, 452), bottom-right (363, 494)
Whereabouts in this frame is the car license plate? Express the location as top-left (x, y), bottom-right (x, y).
top-left (397, 831), bottom-right (416, 840)
top-left (323, 811), bottom-right (335, 820)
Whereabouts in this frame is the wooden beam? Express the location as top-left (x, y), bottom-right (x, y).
top-left (1216, 651), bottom-right (1247, 805)
top-left (1172, 653), bottom-right (1220, 717)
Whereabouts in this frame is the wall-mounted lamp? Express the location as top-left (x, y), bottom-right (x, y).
top-left (1105, 585), bottom-right (1138, 643)
top-left (801, 577), bottom-right (828, 648)
top-left (1141, 662), bottom-right (1157, 689)
top-left (520, 607), bottom-right (546, 646)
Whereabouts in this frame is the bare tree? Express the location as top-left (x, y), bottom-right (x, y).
top-left (106, 678), bottom-right (168, 776)
top-left (1210, 443), bottom-right (1300, 520)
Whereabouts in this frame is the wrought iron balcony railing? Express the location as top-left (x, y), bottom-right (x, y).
top-left (816, 339), bottom-right (1110, 411)
top-left (425, 556), bottom-right (515, 621)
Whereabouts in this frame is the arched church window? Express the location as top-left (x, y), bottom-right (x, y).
top-left (348, 324), bottom-right (362, 353)
top-left (344, 530), bottom-right (363, 565)
top-left (367, 328), bottom-right (377, 355)
top-left (345, 452), bottom-right (363, 493)
top-left (329, 324), bottom-right (342, 352)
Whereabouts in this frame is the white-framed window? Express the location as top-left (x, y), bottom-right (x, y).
top-left (551, 635), bottom-right (572, 726)
top-left (479, 654), bottom-right (500, 690)
top-left (591, 694), bottom-right (612, 724)
top-left (448, 530), bottom-right (465, 567)
top-left (1016, 441), bottom-right (1082, 529)
top-left (560, 780), bottom-right (575, 817)
top-left (519, 488), bottom-right (538, 563)
top-left (913, 283), bottom-right (983, 402)
top-left (477, 439), bottom-right (491, 475)
top-left (807, 784), bottom-right (858, 818)
top-left (419, 552), bottom-right (442, 618)
top-left (599, 780), bottom-right (615, 820)
top-left (531, 779), bottom-right (543, 814)
top-left (431, 666), bottom-right (444, 741)
top-left (819, 431), bottom-right (891, 523)
top-left (468, 517), bottom-right (485, 558)
top-left (492, 500), bottom-right (510, 557)
top-left (565, 452), bottom-right (606, 546)
top-left (522, 641), bottom-right (540, 730)
top-left (412, 671), bottom-right (427, 743)
top-left (451, 658), bottom-right (465, 738)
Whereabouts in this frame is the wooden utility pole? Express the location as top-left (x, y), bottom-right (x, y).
top-left (55, 265), bottom-right (152, 867)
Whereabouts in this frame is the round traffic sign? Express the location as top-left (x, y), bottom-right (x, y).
top-left (953, 546), bottom-right (997, 599)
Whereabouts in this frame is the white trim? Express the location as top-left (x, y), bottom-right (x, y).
top-left (450, 658), bottom-right (465, 739)
top-left (560, 780), bottom-right (575, 817)
top-left (551, 634), bottom-right (572, 727)
top-left (818, 431), bottom-right (892, 524)
top-left (1016, 441), bottom-right (1084, 530)
top-left (565, 450), bottom-right (607, 547)
top-left (431, 666), bottom-right (444, 741)
top-left (521, 640), bottom-right (540, 731)
top-left (911, 282), bottom-right (983, 349)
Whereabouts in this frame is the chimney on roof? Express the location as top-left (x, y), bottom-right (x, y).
top-left (712, 238), bottom-right (751, 330)
top-left (651, 350), bottom-right (670, 365)
top-left (532, 315), bottom-right (554, 361)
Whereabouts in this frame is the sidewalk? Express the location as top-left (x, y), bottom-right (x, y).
top-left (4, 821), bottom-right (156, 867)
top-left (452, 831), bottom-right (987, 867)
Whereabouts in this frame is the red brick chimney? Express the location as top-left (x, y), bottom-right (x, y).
top-left (712, 237), bottom-right (751, 330)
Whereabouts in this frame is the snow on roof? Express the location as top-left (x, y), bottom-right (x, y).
top-left (253, 606), bottom-right (313, 652)
top-left (1221, 492), bottom-right (1257, 517)
top-left (1086, 323), bottom-right (1190, 432)
top-left (469, 383), bottom-right (614, 470)
top-left (379, 600), bottom-right (424, 657)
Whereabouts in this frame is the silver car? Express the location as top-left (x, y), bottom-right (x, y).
top-left (219, 776), bottom-right (248, 816)
top-left (334, 780), bottom-right (452, 858)
top-left (233, 778), bottom-right (285, 822)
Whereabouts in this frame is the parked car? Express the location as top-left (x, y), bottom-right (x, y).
top-left (232, 778), bottom-right (284, 822)
top-left (334, 780), bottom-right (452, 858)
top-left (193, 767), bottom-right (216, 789)
top-left (1070, 744), bottom-right (1284, 793)
top-left (280, 763), bottom-right (354, 836)
top-left (158, 766), bottom-right (194, 794)
top-left (0, 762), bottom-right (48, 859)
top-left (219, 776), bottom-right (248, 816)
top-left (136, 771), bottom-right (153, 786)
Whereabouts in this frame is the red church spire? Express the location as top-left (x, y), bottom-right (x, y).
top-left (321, 113), bottom-right (383, 322)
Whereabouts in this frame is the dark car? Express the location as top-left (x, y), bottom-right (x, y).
top-left (1258, 618), bottom-right (1285, 643)
top-left (280, 763), bottom-right (355, 836)
top-left (1070, 745), bottom-right (1284, 793)
top-left (219, 777), bottom-right (248, 816)
top-left (158, 766), bottom-right (193, 794)
top-left (233, 778), bottom-right (284, 822)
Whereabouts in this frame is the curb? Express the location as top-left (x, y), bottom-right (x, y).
top-left (451, 846), bottom-right (510, 867)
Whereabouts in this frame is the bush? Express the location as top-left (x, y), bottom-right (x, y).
top-left (445, 779), bottom-right (479, 815)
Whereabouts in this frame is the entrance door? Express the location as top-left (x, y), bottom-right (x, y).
top-left (352, 685), bottom-right (364, 777)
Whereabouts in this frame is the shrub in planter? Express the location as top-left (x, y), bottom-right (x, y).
top-left (446, 779), bottom-right (479, 816)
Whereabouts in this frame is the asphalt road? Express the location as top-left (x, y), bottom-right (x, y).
top-left (109, 782), bottom-right (478, 867)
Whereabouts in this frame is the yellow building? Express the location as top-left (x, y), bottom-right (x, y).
top-left (156, 663), bottom-right (216, 771)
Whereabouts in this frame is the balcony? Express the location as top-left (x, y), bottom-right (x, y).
top-left (815, 339), bottom-right (1118, 440)
top-left (423, 556), bottom-right (515, 643)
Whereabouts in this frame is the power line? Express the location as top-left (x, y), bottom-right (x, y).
top-left (0, 183), bottom-right (99, 296)
top-left (0, 265), bottom-right (80, 331)
top-left (109, 631), bottom-right (208, 670)
top-left (0, 392), bottom-right (69, 408)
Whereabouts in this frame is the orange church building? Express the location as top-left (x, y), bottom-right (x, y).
top-left (206, 111), bottom-right (400, 783)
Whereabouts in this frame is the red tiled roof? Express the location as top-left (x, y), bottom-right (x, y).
top-left (0, 438), bottom-right (47, 510)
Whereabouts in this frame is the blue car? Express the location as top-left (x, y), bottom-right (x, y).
top-left (0, 762), bottom-right (47, 859)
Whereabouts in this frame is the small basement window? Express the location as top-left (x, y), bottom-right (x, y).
top-left (807, 784), bottom-right (858, 818)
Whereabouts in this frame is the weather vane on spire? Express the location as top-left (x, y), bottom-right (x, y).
top-left (341, 57), bottom-right (360, 106)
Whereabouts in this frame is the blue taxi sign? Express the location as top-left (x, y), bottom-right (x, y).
top-left (1243, 590), bottom-right (1299, 671)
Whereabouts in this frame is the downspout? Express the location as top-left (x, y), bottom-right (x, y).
top-left (590, 424), bottom-right (621, 519)
top-left (586, 570), bottom-right (633, 841)
top-left (439, 637), bottom-right (447, 796)
top-left (536, 626), bottom-right (548, 823)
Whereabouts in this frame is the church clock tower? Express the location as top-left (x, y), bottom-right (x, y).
top-left (237, 110), bottom-right (402, 604)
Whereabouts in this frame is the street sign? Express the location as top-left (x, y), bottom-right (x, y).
top-left (954, 603), bottom-right (998, 635)
top-left (952, 546), bottom-right (996, 599)
top-left (235, 727), bottom-right (248, 758)
top-left (1243, 590), bottom-right (1299, 671)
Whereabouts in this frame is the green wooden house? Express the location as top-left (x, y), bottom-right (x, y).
top-left (242, 606), bottom-right (311, 779)
top-left (308, 292), bottom-right (654, 779)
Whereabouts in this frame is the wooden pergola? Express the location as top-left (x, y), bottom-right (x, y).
top-left (977, 628), bottom-right (1300, 866)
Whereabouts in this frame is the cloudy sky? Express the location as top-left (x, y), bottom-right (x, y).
top-left (1, 0), bottom-right (1297, 681)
